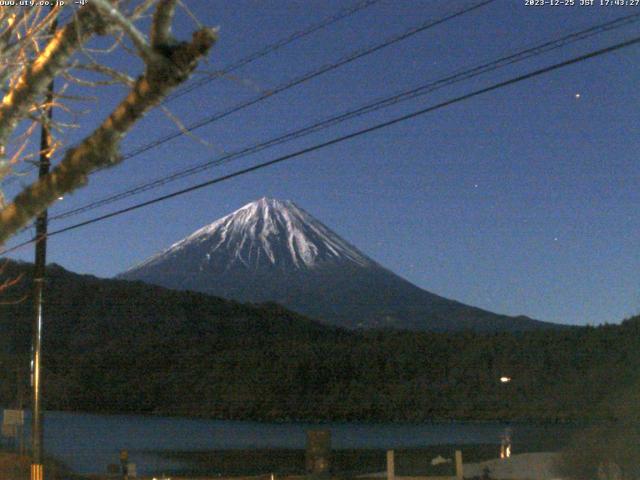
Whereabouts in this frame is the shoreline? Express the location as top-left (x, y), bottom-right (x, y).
top-left (145, 444), bottom-right (560, 478)
top-left (10, 407), bottom-right (596, 427)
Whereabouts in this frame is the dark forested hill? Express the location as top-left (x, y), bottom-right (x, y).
top-left (0, 259), bottom-right (638, 422)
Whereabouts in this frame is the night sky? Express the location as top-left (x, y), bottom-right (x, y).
top-left (3, 0), bottom-right (640, 326)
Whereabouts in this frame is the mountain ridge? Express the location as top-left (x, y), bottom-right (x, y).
top-left (119, 197), bottom-right (560, 332)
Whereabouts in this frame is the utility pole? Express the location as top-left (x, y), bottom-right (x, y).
top-left (31, 10), bottom-right (57, 480)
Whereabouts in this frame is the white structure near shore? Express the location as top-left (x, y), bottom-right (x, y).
top-left (463, 452), bottom-right (562, 480)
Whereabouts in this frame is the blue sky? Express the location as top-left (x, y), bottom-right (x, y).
top-left (4, 0), bottom-right (640, 326)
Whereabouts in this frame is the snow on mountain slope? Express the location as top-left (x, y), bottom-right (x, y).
top-left (119, 198), bottom-right (558, 332)
top-left (127, 197), bottom-right (374, 274)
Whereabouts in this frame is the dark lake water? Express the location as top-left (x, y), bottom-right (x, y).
top-left (2, 410), bottom-right (580, 475)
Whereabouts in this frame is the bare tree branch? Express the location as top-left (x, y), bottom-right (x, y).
top-left (0, 7), bottom-right (103, 155)
top-left (0, 1), bottom-right (217, 246)
top-left (72, 62), bottom-right (136, 86)
top-left (131, 0), bottom-right (160, 20)
top-left (0, 24), bottom-right (217, 243)
top-left (91, 0), bottom-right (158, 65)
top-left (151, 0), bottom-right (178, 48)
top-left (0, 259), bottom-right (24, 302)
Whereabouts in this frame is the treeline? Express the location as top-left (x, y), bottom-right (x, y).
top-left (0, 260), bottom-right (639, 423)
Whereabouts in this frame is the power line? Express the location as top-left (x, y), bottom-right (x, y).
top-left (119, 0), bottom-right (496, 161)
top-left (3, 33), bottom-right (637, 256)
top-left (10, 0), bottom-right (490, 186)
top-left (0, 0), bottom-right (380, 188)
top-left (165, 0), bottom-right (382, 103)
top-left (49, 12), bottom-right (640, 222)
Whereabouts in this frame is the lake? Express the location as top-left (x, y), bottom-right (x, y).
top-left (3, 410), bottom-right (580, 475)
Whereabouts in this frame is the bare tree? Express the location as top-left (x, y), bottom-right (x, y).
top-left (0, 259), bottom-right (23, 295)
top-left (0, 1), bottom-right (217, 245)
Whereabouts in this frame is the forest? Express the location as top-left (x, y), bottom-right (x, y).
top-left (0, 259), bottom-right (638, 424)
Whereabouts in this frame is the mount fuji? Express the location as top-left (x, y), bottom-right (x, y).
top-left (118, 197), bottom-right (557, 332)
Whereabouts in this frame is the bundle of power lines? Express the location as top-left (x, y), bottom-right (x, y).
top-left (2, 0), bottom-right (640, 255)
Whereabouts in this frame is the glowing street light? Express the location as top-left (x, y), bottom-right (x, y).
top-left (499, 376), bottom-right (513, 459)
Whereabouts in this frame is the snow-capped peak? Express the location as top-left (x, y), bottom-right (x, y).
top-left (124, 197), bottom-right (374, 274)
